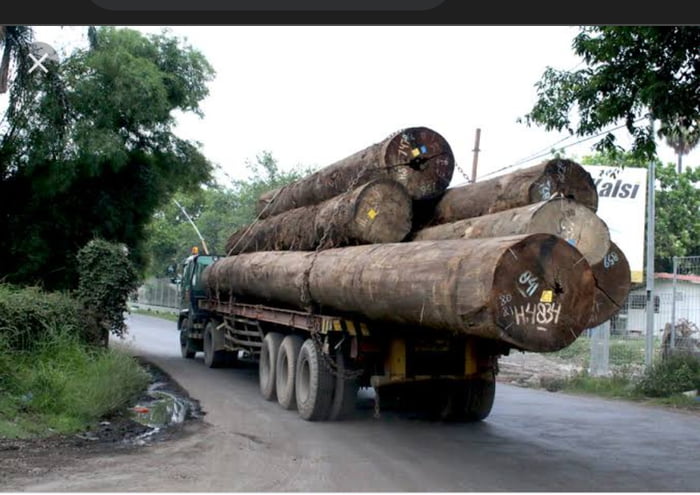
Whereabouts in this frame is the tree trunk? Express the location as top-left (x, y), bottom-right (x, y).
top-left (225, 179), bottom-right (412, 255)
top-left (204, 234), bottom-right (596, 352)
top-left (256, 127), bottom-right (454, 219)
top-left (421, 158), bottom-right (598, 227)
top-left (588, 241), bottom-right (631, 327)
top-left (412, 197), bottom-right (610, 265)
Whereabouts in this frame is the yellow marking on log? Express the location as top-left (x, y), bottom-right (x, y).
top-left (387, 339), bottom-right (406, 378)
top-left (367, 208), bottom-right (377, 220)
top-left (332, 320), bottom-right (342, 331)
top-left (345, 320), bottom-right (357, 336)
top-left (360, 322), bottom-right (370, 336)
top-left (465, 339), bottom-right (478, 376)
top-left (540, 290), bottom-right (553, 303)
top-left (411, 147), bottom-right (421, 157)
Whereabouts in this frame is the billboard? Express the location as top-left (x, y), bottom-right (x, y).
top-left (582, 165), bottom-right (647, 284)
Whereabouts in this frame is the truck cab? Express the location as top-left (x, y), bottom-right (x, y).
top-left (177, 248), bottom-right (218, 358)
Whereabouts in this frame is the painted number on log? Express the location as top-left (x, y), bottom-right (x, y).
top-left (603, 251), bottom-right (619, 269)
top-left (518, 271), bottom-right (539, 298)
top-left (513, 302), bottom-right (562, 328)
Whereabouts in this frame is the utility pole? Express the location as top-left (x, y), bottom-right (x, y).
top-left (645, 115), bottom-right (656, 368)
top-left (173, 199), bottom-right (210, 255)
top-left (471, 128), bottom-right (481, 183)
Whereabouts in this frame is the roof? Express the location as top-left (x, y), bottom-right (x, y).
top-left (655, 273), bottom-right (700, 284)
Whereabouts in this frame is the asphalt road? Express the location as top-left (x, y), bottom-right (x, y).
top-left (13, 314), bottom-right (700, 491)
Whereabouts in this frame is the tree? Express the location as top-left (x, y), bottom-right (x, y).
top-left (521, 27), bottom-right (700, 161)
top-left (658, 117), bottom-right (700, 173)
top-left (0, 27), bottom-right (215, 290)
top-left (581, 151), bottom-right (700, 272)
top-left (0, 26), bottom-right (33, 94)
top-left (143, 153), bottom-right (314, 277)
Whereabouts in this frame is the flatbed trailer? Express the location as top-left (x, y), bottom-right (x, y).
top-left (176, 254), bottom-right (504, 421)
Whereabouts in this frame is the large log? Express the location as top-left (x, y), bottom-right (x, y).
top-left (588, 241), bottom-right (631, 327)
top-left (225, 179), bottom-right (412, 255)
top-left (412, 197), bottom-right (611, 265)
top-left (423, 158), bottom-right (598, 226)
top-left (203, 234), bottom-right (596, 352)
top-left (256, 127), bottom-right (454, 219)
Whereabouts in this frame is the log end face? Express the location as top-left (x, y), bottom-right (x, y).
top-left (383, 127), bottom-right (455, 200)
top-left (588, 241), bottom-right (632, 326)
top-left (529, 158), bottom-right (599, 212)
top-left (352, 179), bottom-right (413, 243)
top-left (490, 233), bottom-right (596, 352)
top-left (528, 198), bottom-right (611, 266)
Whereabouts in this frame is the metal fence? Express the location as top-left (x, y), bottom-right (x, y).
top-left (132, 277), bottom-right (180, 309)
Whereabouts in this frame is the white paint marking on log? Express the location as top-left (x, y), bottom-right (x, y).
top-left (508, 248), bottom-right (518, 260)
top-left (536, 326), bottom-right (548, 332)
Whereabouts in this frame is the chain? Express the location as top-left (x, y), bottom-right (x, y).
top-left (310, 328), bottom-right (364, 380)
top-left (453, 161), bottom-right (474, 184)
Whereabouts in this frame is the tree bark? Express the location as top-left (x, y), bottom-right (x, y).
top-left (203, 234), bottom-right (596, 352)
top-left (225, 179), bottom-right (412, 255)
top-left (256, 126), bottom-right (454, 219)
top-left (412, 197), bottom-right (610, 265)
top-left (588, 241), bottom-right (631, 327)
top-left (422, 158), bottom-right (598, 226)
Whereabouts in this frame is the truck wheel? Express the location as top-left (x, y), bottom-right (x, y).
top-left (203, 321), bottom-right (227, 368)
top-left (179, 318), bottom-right (196, 359)
top-left (328, 349), bottom-right (359, 421)
top-left (441, 375), bottom-right (496, 422)
top-left (259, 332), bottom-right (283, 401)
top-left (275, 335), bottom-right (304, 410)
top-left (295, 339), bottom-right (334, 421)
top-left (464, 375), bottom-right (496, 421)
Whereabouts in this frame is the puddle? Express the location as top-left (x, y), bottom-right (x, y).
top-left (124, 365), bottom-right (202, 445)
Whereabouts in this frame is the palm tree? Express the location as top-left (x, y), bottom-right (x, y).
top-left (658, 117), bottom-right (700, 174)
top-left (0, 26), bottom-right (34, 94)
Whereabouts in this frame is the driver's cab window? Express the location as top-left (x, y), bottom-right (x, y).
top-left (182, 259), bottom-right (194, 292)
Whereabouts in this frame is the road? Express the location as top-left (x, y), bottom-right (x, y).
top-left (11, 313), bottom-right (700, 491)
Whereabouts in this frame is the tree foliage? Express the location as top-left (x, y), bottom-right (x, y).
top-left (144, 152), bottom-right (314, 277)
top-left (581, 151), bottom-right (700, 271)
top-left (522, 27), bottom-right (700, 161)
top-left (0, 27), bottom-right (215, 290)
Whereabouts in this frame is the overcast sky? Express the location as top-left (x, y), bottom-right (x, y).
top-left (31, 25), bottom-right (700, 187)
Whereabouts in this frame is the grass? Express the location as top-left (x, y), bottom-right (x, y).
top-left (0, 331), bottom-right (150, 439)
top-left (129, 307), bottom-right (179, 322)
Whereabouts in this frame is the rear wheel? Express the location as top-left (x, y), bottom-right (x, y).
top-left (275, 335), bottom-right (304, 410)
top-left (295, 339), bottom-right (335, 421)
top-left (328, 349), bottom-right (359, 421)
top-left (259, 332), bottom-right (284, 401)
top-left (440, 374), bottom-right (496, 422)
top-left (179, 318), bottom-right (196, 359)
top-left (203, 321), bottom-right (227, 368)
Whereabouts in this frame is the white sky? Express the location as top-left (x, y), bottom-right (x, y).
top-left (28, 26), bottom-right (700, 187)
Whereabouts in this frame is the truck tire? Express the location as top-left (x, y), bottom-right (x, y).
top-left (203, 321), bottom-right (227, 369)
top-left (275, 335), bottom-right (304, 410)
top-left (179, 318), bottom-right (196, 359)
top-left (464, 375), bottom-right (496, 421)
top-left (328, 349), bottom-right (359, 421)
top-left (295, 339), bottom-right (334, 421)
top-left (259, 332), bottom-right (283, 401)
top-left (441, 375), bottom-right (496, 422)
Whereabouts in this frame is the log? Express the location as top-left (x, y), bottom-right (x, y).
top-left (203, 234), bottom-right (596, 352)
top-left (256, 127), bottom-right (454, 219)
top-left (225, 179), bottom-right (412, 255)
top-left (424, 158), bottom-right (598, 226)
top-left (412, 197), bottom-right (611, 265)
top-left (588, 241), bottom-right (631, 327)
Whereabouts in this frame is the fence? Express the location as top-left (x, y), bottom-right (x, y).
top-left (132, 277), bottom-right (180, 310)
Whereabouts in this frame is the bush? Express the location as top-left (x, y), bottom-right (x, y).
top-left (635, 354), bottom-right (700, 397)
top-left (0, 284), bottom-right (86, 351)
top-left (76, 239), bottom-right (139, 341)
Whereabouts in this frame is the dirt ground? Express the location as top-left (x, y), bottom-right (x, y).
top-left (0, 361), bottom-right (203, 484)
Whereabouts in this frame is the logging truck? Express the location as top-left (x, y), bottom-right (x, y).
top-left (176, 231), bottom-right (600, 423)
